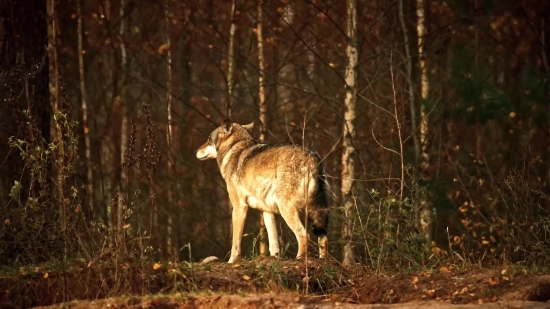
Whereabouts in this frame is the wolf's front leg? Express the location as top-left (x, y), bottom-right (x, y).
top-left (262, 212), bottom-right (280, 258)
top-left (228, 204), bottom-right (248, 263)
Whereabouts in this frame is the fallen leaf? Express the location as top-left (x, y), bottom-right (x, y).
top-left (242, 275), bottom-right (250, 281)
top-left (157, 44), bottom-right (169, 54)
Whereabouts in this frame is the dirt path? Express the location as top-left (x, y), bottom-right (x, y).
top-left (4, 258), bottom-right (550, 308)
top-left (33, 293), bottom-right (550, 309)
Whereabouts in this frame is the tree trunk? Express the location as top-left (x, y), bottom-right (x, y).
top-left (47, 0), bottom-right (59, 117)
top-left (256, 0), bottom-right (269, 256)
top-left (77, 0), bottom-right (94, 220)
top-left (398, 0), bottom-right (420, 163)
top-left (47, 0), bottom-right (63, 231)
top-left (416, 0), bottom-right (432, 246)
top-left (276, 3), bottom-right (296, 126)
top-left (117, 0), bottom-right (128, 255)
top-left (226, 0), bottom-right (237, 118)
top-left (341, 0), bottom-right (358, 266)
top-left (164, 0), bottom-right (176, 258)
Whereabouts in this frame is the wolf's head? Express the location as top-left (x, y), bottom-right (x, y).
top-left (195, 119), bottom-right (254, 160)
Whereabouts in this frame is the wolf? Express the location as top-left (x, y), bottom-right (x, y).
top-left (195, 119), bottom-right (329, 263)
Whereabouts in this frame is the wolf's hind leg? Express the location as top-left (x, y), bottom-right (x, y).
top-left (263, 212), bottom-right (280, 258)
top-left (279, 202), bottom-right (307, 259)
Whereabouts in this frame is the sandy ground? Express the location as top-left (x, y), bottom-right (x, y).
top-left (32, 292), bottom-right (550, 309)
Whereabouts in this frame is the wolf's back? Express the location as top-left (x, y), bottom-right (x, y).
top-left (234, 141), bottom-right (330, 236)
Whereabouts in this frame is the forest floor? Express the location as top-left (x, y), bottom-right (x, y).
top-left (2, 256), bottom-right (550, 309)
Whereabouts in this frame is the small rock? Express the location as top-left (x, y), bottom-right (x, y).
top-left (201, 256), bottom-right (219, 264)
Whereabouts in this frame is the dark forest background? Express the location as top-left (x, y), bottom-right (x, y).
top-left (1, 0), bottom-right (549, 269)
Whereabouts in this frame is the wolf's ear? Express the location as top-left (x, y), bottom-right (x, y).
top-left (222, 119), bottom-right (233, 134)
top-left (241, 122), bottom-right (254, 132)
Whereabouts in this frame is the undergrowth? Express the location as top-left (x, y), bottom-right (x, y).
top-left (1, 82), bottom-right (550, 309)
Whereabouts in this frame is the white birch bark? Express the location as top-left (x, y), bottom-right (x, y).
top-left (416, 0), bottom-right (432, 245)
top-left (256, 0), bottom-right (268, 255)
top-left (227, 0), bottom-right (237, 118)
top-left (341, 0), bottom-right (358, 266)
top-left (164, 0), bottom-right (176, 257)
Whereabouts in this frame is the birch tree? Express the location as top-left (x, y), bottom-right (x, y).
top-left (117, 0), bottom-right (128, 253)
top-left (226, 0), bottom-right (237, 118)
top-left (77, 0), bottom-right (94, 220)
top-left (256, 0), bottom-right (269, 256)
top-left (164, 0), bottom-right (176, 257)
top-left (416, 0), bottom-right (432, 245)
top-left (341, 0), bottom-right (358, 266)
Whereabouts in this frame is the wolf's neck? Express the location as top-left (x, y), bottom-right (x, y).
top-left (216, 138), bottom-right (254, 178)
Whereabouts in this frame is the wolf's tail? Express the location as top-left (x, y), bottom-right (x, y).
top-left (309, 156), bottom-right (330, 237)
